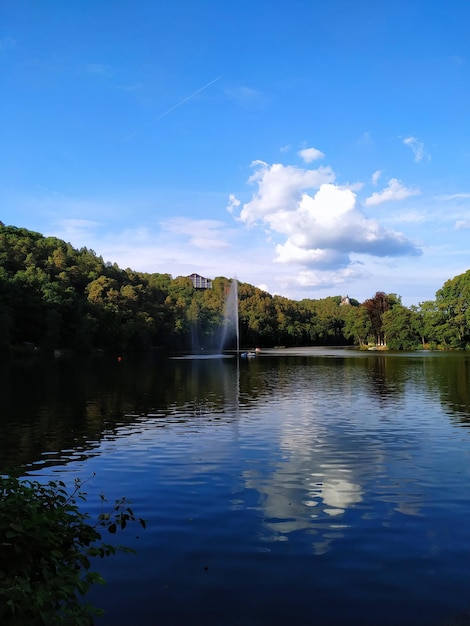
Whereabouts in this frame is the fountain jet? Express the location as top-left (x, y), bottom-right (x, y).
top-left (219, 279), bottom-right (239, 354)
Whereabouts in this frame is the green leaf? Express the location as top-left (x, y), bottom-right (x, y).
top-left (0, 473), bottom-right (145, 624)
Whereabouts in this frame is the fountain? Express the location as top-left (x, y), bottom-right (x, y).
top-left (219, 278), bottom-right (239, 354)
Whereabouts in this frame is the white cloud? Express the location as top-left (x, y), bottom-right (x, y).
top-left (280, 265), bottom-right (367, 291)
top-left (161, 217), bottom-right (232, 250)
top-left (257, 283), bottom-right (270, 293)
top-left (275, 239), bottom-right (349, 268)
top-left (233, 162), bottom-right (422, 280)
top-left (53, 218), bottom-right (103, 244)
top-left (455, 220), bottom-right (470, 230)
top-left (53, 216), bottom-right (252, 281)
top-left (403, 136), bottom-right (430, 162)
top-left (365, 178), bottom-right (421, 206)
top-left (239, 160), bottom-right (335, 226)
top-left (342, 181), bottom-right (364, 192)
top-left (275, 184), bottom-right (420, 261)
top-left (371, 170), bottom-right (382, 186)
top-left (436, 193), bottom-right (470, 201)
top-left (2, 164), bottom-right (430, 304)
top-left (226, 194), bottom-right (240, 214)
top-left (298, 147), bottom-right (325, 163)
top-left (224, 85), bottom-right (266, 108)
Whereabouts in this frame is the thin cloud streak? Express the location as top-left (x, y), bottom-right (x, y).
top-left (124, 75), bottom-right (222, 141)
top-left (403, 136), bottom-right (430, 162)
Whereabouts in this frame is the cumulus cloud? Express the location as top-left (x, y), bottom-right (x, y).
top-left (403, 136), bottom-right (430, 162)
top-left (279, 265), bottom-right (367, 292)
top-left (365, 178), bottom-right (421, 206)
top-left (231, 161), bottom-right (422, 281)
top-left (273, 184), bottom-right (420, 262)
top-left (239, 160), bottom-right (335, 227)
top-left (275, 239), bottom-right (348, 268)
top-left (298, 147), bottom-right (325, 163)
top-left (455, 220), bottom-right (470, 230)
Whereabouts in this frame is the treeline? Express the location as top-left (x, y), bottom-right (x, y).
top-left (1, 223), bottom-right (470, 353)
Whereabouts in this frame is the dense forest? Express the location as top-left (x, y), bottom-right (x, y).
top-left (1, 223), bottom-right (470, 353)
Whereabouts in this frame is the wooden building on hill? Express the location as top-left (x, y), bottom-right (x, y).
top-left (189, 273), bottom-right (213, 290)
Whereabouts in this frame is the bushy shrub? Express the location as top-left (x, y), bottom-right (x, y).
top-left (0, 474), bottom-right (146, 625)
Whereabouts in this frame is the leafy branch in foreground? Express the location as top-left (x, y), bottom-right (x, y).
top-left (0, 474), bottom-right (146, 626)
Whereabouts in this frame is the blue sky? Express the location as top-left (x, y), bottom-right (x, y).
top-left (1, 0), bottom-right (470, 306)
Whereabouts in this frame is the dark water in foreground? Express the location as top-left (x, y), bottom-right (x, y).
top-left (1, 348), bottom-right (470, 626)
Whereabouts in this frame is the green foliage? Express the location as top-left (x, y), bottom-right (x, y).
top-left (0, 474), bottom-right (146, 626)
top-left (363, 292), bottom-right (400, 346)
top-left (382, 305), bottom-right (422, 350)
top-left (342, 304), bottom-right (371, 348)
top-left (2, 222), bottom-right (470, 351)
top-left (435, 269), bottom-right (470, 349)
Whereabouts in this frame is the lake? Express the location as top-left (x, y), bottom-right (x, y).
top-left (1, 348), bottom-right (470, 626)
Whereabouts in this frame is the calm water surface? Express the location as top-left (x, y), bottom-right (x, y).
top-left (1, 348), bottom-right (470, 626)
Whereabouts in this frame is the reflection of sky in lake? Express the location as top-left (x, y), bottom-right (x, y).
top-left (238, 390), bottom-right (365, 553)
top-left (51, 353), bottom-right (468, 562)
top-left (3, 351), bottom-right (470, 626)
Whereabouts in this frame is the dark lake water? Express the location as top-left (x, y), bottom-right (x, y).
top-left (1, 348), bottom-right (470, 626)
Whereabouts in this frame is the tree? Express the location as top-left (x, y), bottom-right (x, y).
top-left (342, 304), bottom-right (372, 348)
top-left (410, 301), bottom-right (438, 348)
top-left (382, 305), bottom-right (421, 350)
top-left (3, 222), bottom-right (470, 353)
top-left (312, 296), bottom-right (346, 344)
top-left (435, 270), bottom-right (470, 349)
top-left (363, 292), bottom-right (400, 346)
top-left (0, 475), bottom-right (146, 626)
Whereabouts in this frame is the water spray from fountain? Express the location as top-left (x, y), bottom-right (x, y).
top-left (219, 279), bottom-right (239, 354)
